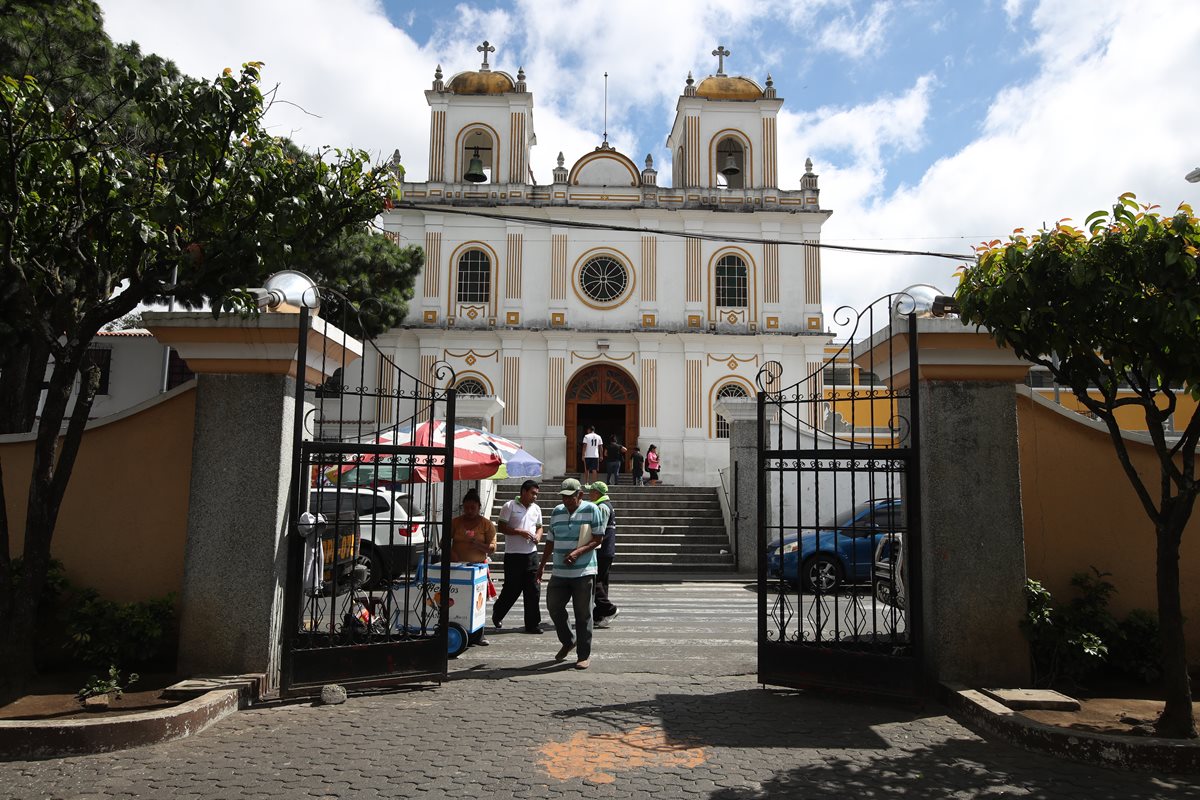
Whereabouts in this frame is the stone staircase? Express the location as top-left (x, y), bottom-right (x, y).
top-left (489, 481), bottom-right (735, 574)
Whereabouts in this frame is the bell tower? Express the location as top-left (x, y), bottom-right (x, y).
top-left (425, 41), bottom-right (537, 188)
top-left (666, 45), bottom-right (781, 190)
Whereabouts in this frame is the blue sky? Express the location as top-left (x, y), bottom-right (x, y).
top-left (99, 0), bottom-right (1200, 334)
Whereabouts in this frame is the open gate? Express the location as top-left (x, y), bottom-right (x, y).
top-left (757, 294), bottom-right (922, 699)
top-left (280, 301), bottom-right (457, 696)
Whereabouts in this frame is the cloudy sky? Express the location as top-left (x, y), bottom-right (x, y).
top-left (99, 0), bottom-right (1200, 336)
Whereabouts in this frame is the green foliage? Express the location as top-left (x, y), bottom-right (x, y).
top-left (957, 196), bottom-right (1200, 411)
top-left (1022, 570), bottom-right (1161, 688)
top-left (76, 665), bottom-right (138, 702)
top-left (64, 589), bottom-right (176, 671)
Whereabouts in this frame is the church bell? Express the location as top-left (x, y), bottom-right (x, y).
top-left (464, 147), bottom-right (487, 183)
top-left (720, 151), bottom-right (741, 177)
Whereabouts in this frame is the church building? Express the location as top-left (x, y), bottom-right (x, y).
top-left (375, 43), bottom-right (832, 485)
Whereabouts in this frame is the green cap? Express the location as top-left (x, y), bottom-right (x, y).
top-left (559, 478), bottom-right (584, 496)
top-left (585, 481), bottom-right (609, 496)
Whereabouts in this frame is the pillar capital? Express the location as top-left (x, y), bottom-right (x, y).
top-left (142, 310), bottom-right (360, 386)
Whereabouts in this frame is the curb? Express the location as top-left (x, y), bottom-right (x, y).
top-left (941, 682), bottom-right (1200, 774)
top-left (0, 688), bottom-right (240, 762)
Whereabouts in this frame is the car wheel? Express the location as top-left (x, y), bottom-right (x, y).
top-left (803, 555), bottom-right (843, 593)
top-left (359, 544), bottom-right (390, 590)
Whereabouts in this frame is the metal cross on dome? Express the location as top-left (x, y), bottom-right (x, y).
top-left (478, 40), bottom-right (496, 70)
top-left (712, 45), bottom-right (730, 76)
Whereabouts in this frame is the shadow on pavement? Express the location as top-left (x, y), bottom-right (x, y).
top-left (552, 688), bottom-right (927, 750)
top-left (705, 733), bottom-right (1198, 800)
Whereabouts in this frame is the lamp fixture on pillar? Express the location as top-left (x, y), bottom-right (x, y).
top-left (464, 146), bottom-right (487, 183)
top-left (250, 270), bottom-right (320, 312)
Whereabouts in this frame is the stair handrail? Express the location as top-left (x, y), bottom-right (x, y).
top-left (716, 465), bottom-right (738, 562)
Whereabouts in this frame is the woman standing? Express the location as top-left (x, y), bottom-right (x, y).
top-left (645, 444), bottom-right (661, 486)
top-left (449, 488), bottom-right (497, 645)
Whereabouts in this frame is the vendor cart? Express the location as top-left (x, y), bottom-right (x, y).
top-left (385, 560), bottom-right (488, 658)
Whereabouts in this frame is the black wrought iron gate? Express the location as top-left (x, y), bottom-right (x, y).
top-left (280, 301), bottom-right (457, 696)
top-left (757, 295), bottom-right (923, 699)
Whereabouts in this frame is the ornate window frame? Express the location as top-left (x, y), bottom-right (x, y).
top-left (447, 241), bottom-right (499, 322)
top-left (710, 377), bottom-right (754, 439)
top-left (571, 247), bottom-right (636, 310)
top-left (707, 246), bottom-right (757, 326)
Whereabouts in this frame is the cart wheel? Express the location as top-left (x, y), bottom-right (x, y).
top-left (446, 622), bottom-right (468, 658)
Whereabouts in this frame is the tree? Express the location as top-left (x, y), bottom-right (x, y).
top-left (955, 194), bottom-right (1200, 738)
top-left (0, 44), bottom-right (410, 700)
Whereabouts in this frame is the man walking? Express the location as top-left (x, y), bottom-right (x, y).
top-left (581, 425), bottom-right (603, 485)
top-left (604, 436), bottom-right (627, 486)
top-left (586, 481), bottom-right (619, 627)
top-left (493, 480), bottom-right (544, 634)
top-left (537, 478), bottom-right (603, 669)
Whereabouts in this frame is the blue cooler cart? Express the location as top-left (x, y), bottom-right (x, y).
top-left (388, 560), bottom-right (487, 658)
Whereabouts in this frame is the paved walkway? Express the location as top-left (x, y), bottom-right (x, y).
top-left (4, 582), bottom-right (1198, 798)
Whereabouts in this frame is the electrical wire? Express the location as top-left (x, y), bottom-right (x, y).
top-left (396, 202), bottom-right (975, 261)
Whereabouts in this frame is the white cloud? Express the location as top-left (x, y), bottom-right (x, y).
top-left (798, 1), bottom-right (1200, 335)
top-left (816, 1), bottom-right (892, 60)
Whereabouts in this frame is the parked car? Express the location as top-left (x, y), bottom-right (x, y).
top-left (766, 498), bottom-right (904, 592)
top-left (308, 487), bottom-right (428, 589)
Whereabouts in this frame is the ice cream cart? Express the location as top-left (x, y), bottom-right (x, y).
top-left (386, 559), bottom-right (488, 657)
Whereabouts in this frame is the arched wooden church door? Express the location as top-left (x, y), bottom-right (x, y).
top-left (564, 364), bottom-right (639, 475)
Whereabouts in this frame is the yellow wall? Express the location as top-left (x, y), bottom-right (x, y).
top-left (2, 386), bottom-right (195, 602)
top-left (1017, 392), bottom-right (1200, 661)
top-left (1032, 388), bottom-right (1199, 432)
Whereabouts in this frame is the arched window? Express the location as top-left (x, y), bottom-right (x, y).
top-left (454, 377), bottom-right (488, 397)
top-left (460, 128), bottom-right (494, 184)
top-left (715, 137), bottom-right (745, 189)
top-left (456, 250), bottom-right (491, 303)
top-left (715, 254), bottom-right (748, 308)
top-left (714, 383), bottom-right (749, 439)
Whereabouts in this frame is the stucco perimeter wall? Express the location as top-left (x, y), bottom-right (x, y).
top-left (1016, 390), bottom-right (1200, 662)
top-left (2, 384), bottom-right (196, 602)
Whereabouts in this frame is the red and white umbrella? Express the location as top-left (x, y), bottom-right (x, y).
top-left (407, 420), bottom-right (505, 483)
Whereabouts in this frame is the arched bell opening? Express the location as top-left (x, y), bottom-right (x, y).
top-left (461, 128), bottom-right (495, 183)
top-left (715, 136), bottom-right (745, 189)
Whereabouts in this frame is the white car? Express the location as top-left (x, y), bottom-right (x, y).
top-left (307, 487), bottom-right (428, 589)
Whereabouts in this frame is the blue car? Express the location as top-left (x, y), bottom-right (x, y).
top-left (766, 498), bottom-right (904, 592)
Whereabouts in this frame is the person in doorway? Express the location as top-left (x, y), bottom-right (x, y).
top-left (450, 488), bottom-right (497, 646)
top-left (645, 444), bottom-right (662, 485)
top-left (537, 478), bottom-right (603, 669)
top-left (493, 480), bottom-right (544, 634)
top-left (586, 481), bottom-right (619, 627)
top-left (604, 435), bottom-right (627, 486)
top-left (630, 446), bottom-right (645, 486)
top-left (581, 425), bottom-right (603, 485)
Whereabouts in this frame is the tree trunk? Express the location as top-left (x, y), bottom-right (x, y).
top-left (0, 340), bottom-right (51, 435)
top-left (1155, 522), bottom-right (1197, 738)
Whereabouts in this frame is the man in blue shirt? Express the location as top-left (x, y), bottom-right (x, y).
top-left (536, 478), bottom-right (603, 669)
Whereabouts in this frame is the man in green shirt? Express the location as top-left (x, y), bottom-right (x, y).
top-left (537, 478), bottom-right (603, 669)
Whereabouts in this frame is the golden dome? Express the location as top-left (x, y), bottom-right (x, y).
top-left (447, 70), bottom-right (515, 95)
top-left (695, 76), bottom-right (764, 100)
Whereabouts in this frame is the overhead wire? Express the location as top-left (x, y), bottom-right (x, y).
top-left (396, 202), bottom-right (976, 262)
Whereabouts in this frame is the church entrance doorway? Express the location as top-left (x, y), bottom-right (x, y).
top-left (564, 364), bottom-right (639, 476)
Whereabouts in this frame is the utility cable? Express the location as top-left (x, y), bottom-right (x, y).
top-left (396, 202), bottom-right (976, 261)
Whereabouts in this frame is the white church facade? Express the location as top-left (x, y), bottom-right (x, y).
top-left (373, 44), bottom-right (832, 485)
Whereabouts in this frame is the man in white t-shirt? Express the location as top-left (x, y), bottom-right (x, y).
top-left (492, 480), bottom-right (545, 633)
top-left (581, 425), bottom-right (603, 484)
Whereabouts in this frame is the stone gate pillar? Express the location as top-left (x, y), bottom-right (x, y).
top-left (144, 310), bottom-right (359, 691)
top-left (716, 397), bottom-right (776, 574)
top-left (450, 395), bottom-right (506, 512)
top-left (857, 316), bottom-right (1033, 688)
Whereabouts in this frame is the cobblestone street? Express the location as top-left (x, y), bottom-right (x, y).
top-left (4, 583), bottom-right (1198, 799)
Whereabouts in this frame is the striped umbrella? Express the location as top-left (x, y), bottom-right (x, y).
top-left (407, 420), bottom-right (504, 483)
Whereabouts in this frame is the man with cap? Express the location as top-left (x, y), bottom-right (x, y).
top-left (586, 481), bottom-right (619, 627)
top-left (537, 478), bottom-right (604, 669)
